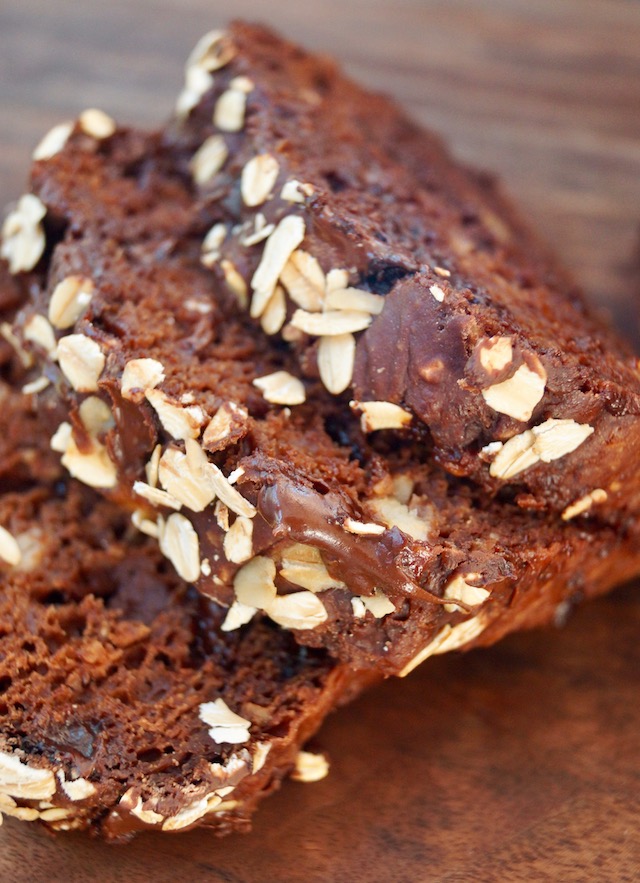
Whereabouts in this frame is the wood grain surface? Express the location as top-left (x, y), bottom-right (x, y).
top-left (1, 1), bottom-right (639, 880)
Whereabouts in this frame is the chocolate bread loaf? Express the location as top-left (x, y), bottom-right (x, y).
top-left (3, 23), bottom-right (640, 676)
top-left (0, 383), bottom-right (368, 840)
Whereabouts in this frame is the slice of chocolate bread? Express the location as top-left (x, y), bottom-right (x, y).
top-left (3, 111), bottom-right (640, 676)
top-left (0, 384), bottom-right (369, 840)
top-left (164, 22), bottom-right (640, 520)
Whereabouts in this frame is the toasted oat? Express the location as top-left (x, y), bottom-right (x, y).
top-left (50, 421), bottom-right (72, 453)
top-left (131, 509), bottom-right (160, 538)
top-left (489, 418), bottom-right (594, 480)
top-left (220, 259), bottom-right (249, 308)
top-left (291, 751), bottom-right (329, 783)
top-left (429, 284), bottom-right (445, 302)
top-left (201, 222), bottom-right (227, 266)
top-left (1, 194), bottom-right (47, 274)
top-left (202, 401), bottom-right (248, 450)
top-left (343, 517), bottom-right (385, 536)
top-left (199, 699), bottom-right (251, 745)
top-left (260, 286), bottom-right (287, 335)
top-left (399, 615), bottom-right (490, 676)
top-left (158, 446), bottom-right (216, 511)
top-left (354, 400), bottom-right (413, 432)
top-left (252, 742), bottom-right (272, 774)
top-left (253, 370), bottom-right (306, 405)
top-left (23, 314), bottom-right (56, 356)
top-left (351, 597), bottom-right (367, 618)
top-left (434, 266), bottom-right (451, 278)
top-left (223, 516), bottom-right (254, 564)
top-left (230, 75), bottom-right (254, 93)
top-left (145, 444), bottom-right (162, 488)
top-left (280, 250), bottom-right (325, 311)
top-left (280, 543), bottom-right (345, 592)
top-left (78, 108), bottom-right (116, 139)
top-left (324, 287), bottom-right (385, 315)
top-left (215, 500), bottom-right (230, 532)
top-left (367, 496), bottom-right (429, 541)
top-left (1, 322), bottom-right (33, 367)
top-left (59, 777), bottom-right (97, 801)
top-left (325, 268), bottom-right (350, 294)
top-left (145, 389), bottom-right (206, 440)
top-left (221, 600), bottom-right (257, 632)
top-left (481, 361), bottom-right (546, 422)
top-left (78, 396), bottom-right (114, 436)
top-left (190, 135), bottom-right (228, 185)
top-left (359, 589), bottom-right (395, 618)
top-left (56, 334), bottom-right (105, 392)
top-left (241, 154), bottom-right (280, 207)
top-left (48, 275), bottom-right (94, 329)
top-left (268, 591), bottom-right (328, 630)
top-left (0, 752), bottom-right (56, 801)
top-left (61, 434), bottom-right (117, 489)
top-left (392, 474), bottom-right (415, 505)
top-left (21, 375), bottom-right (50, 395)
top-left (133, 480), bottom-right (182, 511)
top-left (214, 87), bottom-right (247, 132)
top-left (175, 65), bottom-right (214, 119)
top-left (185, 29), bottom-right (235, 72)
top-left (291, 308), bottom-right (372, 337)
top-left (280, 179), bottom-right (313, 203)
top-left (241, 214), bottom-right (275, 247)
top-left (159, 512), bottom-right (201, 582)
top-left (477, 336), bottom-right (513, 373)
top-left (561, 488), bottom-right (608, 521)
top-left (0, 526), bottom-right (21, 567)
top-left (121, 358), bottom-right (165, 401)
top-left (32, 121), bottom-right (74, 161)
top-left (185, 439), bottom-right (257, 518)
top-left (443, 573), bottom-right (489, 612)
top-left (234, 556), bottom-right (277, 609)
top-left (317, 333), bottom-right (356, 395)
top-left (250, 216), bottom-right (306, 318)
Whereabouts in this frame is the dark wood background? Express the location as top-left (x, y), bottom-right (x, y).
top-left (1, 1), bottom-right (639, 880)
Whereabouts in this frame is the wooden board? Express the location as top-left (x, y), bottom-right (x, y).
top-left (0, 1), bottom-right (639, 879)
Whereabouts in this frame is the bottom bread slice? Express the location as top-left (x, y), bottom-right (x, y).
top-left (0, 386), bottom-right (371, 840)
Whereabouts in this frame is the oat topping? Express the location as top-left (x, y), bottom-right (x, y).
top-left (0, 753), bottom-right (56, 801)
top-left (443, 573), bottom-right (489, 612)
top-left (60, 433), bottom-right (118, 489)
top-left (185, 29), bottom-right (236, 72)
top-left (241, 213), bottom-right (275, 247)
top-left (488, 418), bottom-right (594, 480)
top-left (159, 512), bottom-right (201, 582)
top-left (23, 314), bottom-right (56, 357)
top-left (279, 543), bottom-right (346, 592)
top-left (260, 285), bottom-right (287, 335)
top-left (562, 488), bottom-right (608, 521)
top-left (175, 65), bottom-right (214, 119)
top-left (78, 108), bottom-right (116, 139)
top-left (214, 87), bottom-right (247, 132)
top-left (250, 216), bottom-right (306, 317)
top-left (202, 401), bottom-right (248, 450)
top-left (223, 516), bottom-right (254, 564)
top-left (317, 333), bottom-right (356, 395)
top-left (78, 396), bottom-right (114, 435)
top-left (399, 614), bottom-right (490, 677)
top-left (481, 361), bottom-right (547, 422)
top-left (133, 480), bottom-right (182, 511)
top-left (1, 322), bottom-right (33, 368)
top-left (221, 600), bottom-right (257, 632)
top-left (268, 592), bottom-right (328, 630)
top-left (199, 699), bottom-right (251, 745)
top-left (477, 336), bottom-right (513, 373)
top-left (220, 259), bottom-right (249, 307)
top-left (351, 589), bottom-right (395, 619)
top-left (367, 496), bottom-right (430, 541)
top-left (121, 358), bottom-right (165, 401)
top-left (201, 222), bottom-right (227, 266)
top-left (59, 777), bottom-right (96, 801)
top-left (0, 526), bottom-right (22, 567)
top-left (324, 287), bottom-right (385, 315)
top-left (158, 446), bottom-right (216, 511)
top-left (291, 308), bottom-right (372, 337)
top-left (215, 501), bottom-right (230, 531)
top-left (253, 370), bottom-right (306, 405)
top-left (291, 751), bottom-right (329, 783)
top-left (234, 556), bottom-right (278, 609)
top-left (21, 375), bottom-right (50, 395)
top-left (280, 179), bottom-right (314, 203)
top-left (32, 121), bottom-right (74, 161)
top-left (190, 135), bottom-right (229, 185)
top-left (241, 154), bottom-right (280, 207)
top-left (343, 517), bottom-right (385, 536)
top-left (145, 444), bottom-right (162, 488)
top-left (434, 266), bottom-right (451, 278)
top-left (1, 194), bottom-right (47, 274)
top-left (354, 400), bottom-right (413, 432)
top-left (145, 389), bottom-right (206, 440)
top-left (56, 334), bottom-right (105, 392)
top-left (429, 284), bottom-right (445, 302)
top-left (252, 743), bottom-right (272, 774)
top-left (280, 250), bottom-right (325, 311)
top-left (131, 509), bottom-right (160, 538)
top-left (48, 275), bottom-right (94, 329)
